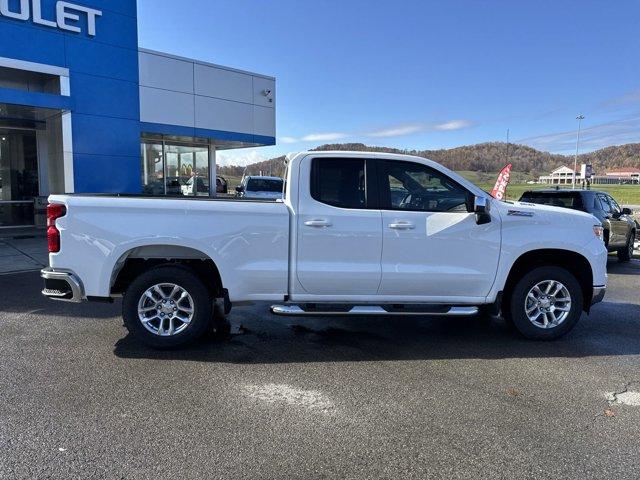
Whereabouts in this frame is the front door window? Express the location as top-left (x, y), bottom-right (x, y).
top-left (379, 160), bottom-right (469, 212)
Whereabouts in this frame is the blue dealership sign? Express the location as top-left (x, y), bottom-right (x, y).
top-left (0, 0), bottom-right (142, 193)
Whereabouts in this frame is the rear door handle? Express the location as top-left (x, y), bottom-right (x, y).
top-left (305, 219), bottom-right (332, 228)
top-left (389, 221), bottom-right (415, 230)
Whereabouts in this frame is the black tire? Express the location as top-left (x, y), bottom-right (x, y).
top-left (617, 231), bottom-right (635, 262)
top-left (123, 265), bottom-right (212, 349)
top-left (508, 266), bottom-right (583, 340)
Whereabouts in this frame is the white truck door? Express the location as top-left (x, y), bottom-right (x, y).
top-left (376, 159), bottom-right (501, 300)
top-left (295, 157), bottom-right (382, 295)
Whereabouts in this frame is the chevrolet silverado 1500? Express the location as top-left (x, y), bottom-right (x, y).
top-left (42, 151), bottom-right (608, 348)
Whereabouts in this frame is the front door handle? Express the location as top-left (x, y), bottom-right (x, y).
top-left (305, 219), bottom-right (332, 228)
top-left (389, 221), bottom-right (415, 230)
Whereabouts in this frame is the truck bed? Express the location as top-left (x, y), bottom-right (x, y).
top-left (48, 194), bottom-right (290, 301)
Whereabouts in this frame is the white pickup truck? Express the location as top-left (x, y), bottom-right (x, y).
top-left (42, 151), bottom-right (608, 348)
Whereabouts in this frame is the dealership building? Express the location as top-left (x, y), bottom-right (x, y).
top-left (0, 0), bottom-right (276, 232)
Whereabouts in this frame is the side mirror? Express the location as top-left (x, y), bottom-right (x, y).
top-left (474, 196), bottom-right (492, 225)
top-left (622, 207), bottom-right (632, 215)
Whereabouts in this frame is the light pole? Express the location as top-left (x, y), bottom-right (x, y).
top-left (572, 115), bottom-right (585, 189)
top-left (506, 128), bottom-right (510, 163)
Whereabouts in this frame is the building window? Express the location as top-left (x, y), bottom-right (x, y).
top-left (141, 142), bottom-right (164, 195)
top-left (141, 140), bottom-right (210, 196)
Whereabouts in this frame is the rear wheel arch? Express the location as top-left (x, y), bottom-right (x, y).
top-left (502, 249), bottom-right (594, 313)
top-left (110, 245), bottom-right (224, 298)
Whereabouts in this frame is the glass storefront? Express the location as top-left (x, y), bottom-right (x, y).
top-left (0, 129), bottom-right (39, 227)
top-left (141, 140), bottom-right (210, 197)
top-left (0, 103), bottom-right (67, 231)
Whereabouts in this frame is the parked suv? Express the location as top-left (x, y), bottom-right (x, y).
top-left (519, 189), bottom-right (636, 261)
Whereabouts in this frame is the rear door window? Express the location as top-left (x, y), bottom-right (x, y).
top-left (311, 158), bottom-right (367, 209)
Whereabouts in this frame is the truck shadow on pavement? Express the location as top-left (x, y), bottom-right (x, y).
top-left (112, 301), bottom-right (640, 364)
top-left (0, 271), bottom-right (118, 319)
top-left (606, 258), bottom-right (640, 275)
top-left (2, 271), bottom-right (639, 364)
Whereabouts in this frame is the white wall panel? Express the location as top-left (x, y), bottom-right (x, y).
top-left (139, 49), bottom-right (276, 140)
top-left (195, 96), bottom-right (253, 135)
top-left (194, 64), bottom-right (253, 103)
top-left (138, 52), bottom-right (194, 94)
top-left (140, 86), bottom-right (194, 127)
top-left (253, 105), bottom-right (276, 137)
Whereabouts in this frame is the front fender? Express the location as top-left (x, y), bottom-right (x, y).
top-left (485, 204), bottom-right (608, 302)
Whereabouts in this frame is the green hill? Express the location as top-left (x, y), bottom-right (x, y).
top-left (218, 141), bottom-right (640, 185)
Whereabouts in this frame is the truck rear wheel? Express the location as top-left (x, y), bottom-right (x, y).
top-left (123, 265), bottom-right (212, 349)
top-left (508, 266), bottom-right (583, 340)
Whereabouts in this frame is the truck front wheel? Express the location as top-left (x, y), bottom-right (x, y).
top-left (508, 266), bottom-right (583, 340)
top-left (123, 265), bottom-right (212, 349)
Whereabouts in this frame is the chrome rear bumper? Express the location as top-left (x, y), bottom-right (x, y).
top-left (592, 286), bottom-right (606, 305)
top-left (41, 268), bottom-right (84, 303)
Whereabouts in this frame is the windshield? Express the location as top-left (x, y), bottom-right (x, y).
top-left (246, 178), bottom-right (284, 192)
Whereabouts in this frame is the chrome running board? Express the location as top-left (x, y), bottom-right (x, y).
top-left (270, 305), bottom-right (478, 317)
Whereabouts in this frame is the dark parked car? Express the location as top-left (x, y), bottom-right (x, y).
top-left (216, 176), bottom-right (228, 194)
top-left (519, 189), bottom-right (636, 261)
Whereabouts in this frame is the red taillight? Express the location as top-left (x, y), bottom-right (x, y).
top-left (47, 203), bottom-right (66, 253)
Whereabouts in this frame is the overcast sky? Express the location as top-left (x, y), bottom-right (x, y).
top-left (138, 0), bottom-right (640, 166)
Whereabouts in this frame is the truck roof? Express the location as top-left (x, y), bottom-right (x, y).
top-left (287, 150), bottom-right (429, 163)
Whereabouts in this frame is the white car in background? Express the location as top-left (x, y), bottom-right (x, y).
top-left (236, 176), bottom-right (284, 200)
top-left (180, 176), bottom-right (209, 197)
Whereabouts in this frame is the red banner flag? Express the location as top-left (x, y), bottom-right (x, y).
top-left (491, 163), bottom-right (513, 200)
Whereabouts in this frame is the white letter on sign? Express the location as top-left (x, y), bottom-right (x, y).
top-left (32, 0), bottom-right (58, 28)
top-left (0, 0), bottom-right (30, 20)
top-left (56, 2), bottom-right (80, 33)
top-left (56, 2), bottom-right (102, 36)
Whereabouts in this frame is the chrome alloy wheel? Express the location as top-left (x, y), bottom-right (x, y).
top-left (137, 283), bottom-right (195, 336)
top-left (524, 280), bottom-right (572, 329)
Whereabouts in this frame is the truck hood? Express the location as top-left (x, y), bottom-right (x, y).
top-left (496, 199), bottom-right (600, 226)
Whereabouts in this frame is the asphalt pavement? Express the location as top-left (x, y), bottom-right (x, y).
top-left (1, 259), bottom-right (639, 479)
